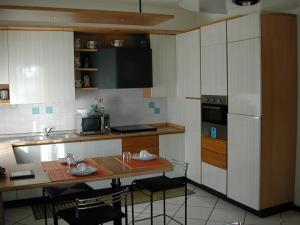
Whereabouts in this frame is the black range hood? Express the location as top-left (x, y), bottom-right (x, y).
top-left (91, 48), bottom-right (153, 89)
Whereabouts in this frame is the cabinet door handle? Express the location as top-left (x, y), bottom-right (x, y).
top-left (202, 105), bottom-right (221, 110)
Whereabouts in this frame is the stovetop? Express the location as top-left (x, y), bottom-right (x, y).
top-left (111, 125), bottom-right (157, 133)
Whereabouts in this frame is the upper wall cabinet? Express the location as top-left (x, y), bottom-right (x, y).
top-left (0, 31), bottom-right (8, 84)
top-left (8, 31), bottom-right (75, 104)
top-left (176, 30), bottom-right (201, 98)
top-left (149, 34), bottom-right (176, 97)
top-left (227, 13), bottom-right (261, 42)
top-left (201, 21), bottom-right (226, 46)
top-left (201, 21), bottom-right (227, 96)
top-left (228, 38), bottom-right (261, 116)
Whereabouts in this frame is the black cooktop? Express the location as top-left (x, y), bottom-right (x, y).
top-left (111, 125), bottom-right (157, 133)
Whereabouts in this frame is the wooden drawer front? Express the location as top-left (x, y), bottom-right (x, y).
top-left (202, 148), bottom-right (227, 169)
top-left (122, 135), bottom-right (159, 155)
top-left (202, 136), bottom-right (227, 155)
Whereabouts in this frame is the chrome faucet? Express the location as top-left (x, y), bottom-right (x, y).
top-left (43, 127), bottom-right (54, 136)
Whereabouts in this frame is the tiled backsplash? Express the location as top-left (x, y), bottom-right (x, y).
top-left (0, 89), bottom-right (167, 135)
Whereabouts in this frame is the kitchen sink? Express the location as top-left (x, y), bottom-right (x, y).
top-left (0, 132), bottom-right (79, 143)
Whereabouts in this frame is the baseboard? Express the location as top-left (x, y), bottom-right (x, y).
top-left (186, 178), bottom-right (294, 217)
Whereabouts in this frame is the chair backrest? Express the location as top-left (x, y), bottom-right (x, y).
top-left (169, 158), bottom-right (188, 176)
top-left (75, 187), bottom-right (129, 218)
top-left (161, 156), bottom-right (188, 177)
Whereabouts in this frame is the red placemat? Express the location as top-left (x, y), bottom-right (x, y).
top-left (41, 158), bottom-right (100, 171)
top-left (47, 164), bottom-right (113, 182)
top-left (41, 158), bottom-right (113, 182)
top-left (115, 156), bottom-right (170, 169)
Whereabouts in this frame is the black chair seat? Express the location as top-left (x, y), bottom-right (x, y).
top-left (58, 204), bottom-right (126, 225)
top-left (45, 183), bottom-right (94, 201)
top-left (134, 176), bottom-right (184, 193)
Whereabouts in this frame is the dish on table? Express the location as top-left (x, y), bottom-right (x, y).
top-left (58, 157), bottom-right (83, 165)
top-left (132, 153), bottom-right (157, 161)
top-left (68, 166), bottom-right (97, 176)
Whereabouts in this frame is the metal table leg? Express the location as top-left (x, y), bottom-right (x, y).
top-left (111, 178), bottom-right (122, 225)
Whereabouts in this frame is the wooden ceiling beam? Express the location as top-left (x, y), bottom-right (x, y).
top-left (0, 5), bottom-right (174, 26)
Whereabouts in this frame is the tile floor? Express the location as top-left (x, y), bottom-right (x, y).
top-left (4, 184), bottom-right (300, 225)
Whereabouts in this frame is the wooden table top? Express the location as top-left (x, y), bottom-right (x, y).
top-left (0, 146), bottom-right (173, 192)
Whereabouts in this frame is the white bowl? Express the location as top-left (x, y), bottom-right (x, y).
top-left (76, 108), bottom-right (92, 114)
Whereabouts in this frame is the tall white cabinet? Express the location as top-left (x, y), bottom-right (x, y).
top-left (8, 31), bottom-right (75, 104)
top-left (0, 30), bottom-right (8, 84)
top-left (148, 34), bottom-right (177, 97)
top-left (227, 13), bottom-right (297, 211)
top-left (201, 21), bottom-right (227, 95)
top-left (184, 99), bottom-right (201, 183)
top-left (176, 29), bottom-right (201, 98)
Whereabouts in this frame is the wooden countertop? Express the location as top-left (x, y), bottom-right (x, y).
top-left (0, 123), bottom-right (183, 192)
top-left (10, 123), bottom-right (185, 147)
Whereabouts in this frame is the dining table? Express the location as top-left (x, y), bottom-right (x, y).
top-left (0, 143), bottom-right (173, 225)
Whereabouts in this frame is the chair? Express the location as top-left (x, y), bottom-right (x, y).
top-left (131, 158), bottom-right (188, 225)
top-left (43, 183), bottom-right (95, 225)
top-left (58, 187), bottom-right (129, 225)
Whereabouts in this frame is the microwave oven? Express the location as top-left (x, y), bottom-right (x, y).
top-left (75, 113), bottom-right (110, 135)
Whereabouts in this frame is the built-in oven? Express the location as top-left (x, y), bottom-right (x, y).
top-left (201, 95), bottom-right (227, 140)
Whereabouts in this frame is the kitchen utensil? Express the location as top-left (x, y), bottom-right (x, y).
top-left (0, 90), bottom-right (9, 100)
top-left (76, 108), bottom-right (92, 115)
top-left (74, 56), bottom-right (81, 67)
top-left (111, 40), bottom-right (124, 47)
top-left (87, 41), bottom-right (97, 49)
top-left (75, 80), bottom-right (83, 88)
top-left (74, 38), bottom-right (81, 49)
top-left (83, 74), bottom-right (91, 88)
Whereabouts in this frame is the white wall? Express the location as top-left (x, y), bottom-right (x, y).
top-left (295, 7), bottom-right (300, 207)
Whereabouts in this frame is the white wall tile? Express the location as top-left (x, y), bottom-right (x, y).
top-left (0, 88), bottom-right (167, 135)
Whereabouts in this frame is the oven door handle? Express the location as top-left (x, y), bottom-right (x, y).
top-left (202, 105), bottom-right (221, 110)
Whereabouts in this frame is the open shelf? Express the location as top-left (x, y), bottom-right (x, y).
top-left (0, 99), bottom-right (10, 104)
top-left (75, 68), bottom-right (98, 72)
top-left (74, 48), bottom-right (98, 52)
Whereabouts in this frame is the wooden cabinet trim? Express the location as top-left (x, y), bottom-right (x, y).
top-left (202, 148), bottom-right (227, 170)
top-left (201, 136), bottom-right (227, 155)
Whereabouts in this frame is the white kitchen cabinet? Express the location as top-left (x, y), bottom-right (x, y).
top-left (227, 13), bottom-right (261, 42)
top-left (8, 31), bottom-right (75, 104)
top-left (0, 30), bottom-right (8, 84)
top-left (149, 34), bottom-right (176, 97)
top-left (200, 21), bottom-right (227, 96)
top-left (159, 134), bottom-right (185, 178)
top-left (228, 38), bottom-right (261, 116)
top-left (201, 21), bottom-right (226, 46)
top-left (176, 30), bottom-right (201, 98)
top-left (184, 99), bottom-right (201, 183)
top-left (228, 114), bottom-right (261, 210)
top-left (3, 191), bottom-right (17, 202)
top-left (202, 162), bottom-right (226, 194)
top-left (201, 44), bottom-right (227, 95)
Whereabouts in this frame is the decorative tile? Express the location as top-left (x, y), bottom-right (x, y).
top-left (31, 106), bottom-right (40, 115)
top-left (148, 102), bottom-right (155, 108)
top-left (187, 195), bottom-right (218, 208)
top-left (154, 107), bottom-right (160, 114)
top-left (45, 106), bottom-right (53, 114)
